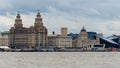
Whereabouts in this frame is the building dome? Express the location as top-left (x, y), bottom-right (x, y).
top-left (81, 26), bottom-right (86, 32)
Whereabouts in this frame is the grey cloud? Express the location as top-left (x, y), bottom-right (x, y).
top-left (0, 0), bottom-right (120, 20)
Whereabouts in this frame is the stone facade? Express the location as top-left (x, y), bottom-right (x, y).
top-left (9, 11), bottom-right (48, 49)
top-left (48, 35), bottom-right (72, 48)
top-left (48, 28), bottom-right (72, 48)
top-left (77, 27), bottom-right (100, 50)
top-left (0, 32), bottom-right (9, 46)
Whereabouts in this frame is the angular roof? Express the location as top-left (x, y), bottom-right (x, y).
top-left (100, 37), bottom-right (118, 45)
top-left (106, 35), bottom-right (118, 40)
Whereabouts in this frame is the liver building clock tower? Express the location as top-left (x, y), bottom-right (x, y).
top-left (9, 10), bottom-right (48, 49)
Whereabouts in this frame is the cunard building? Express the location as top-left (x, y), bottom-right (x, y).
top-left (9, 11), bottom-right (48, 49)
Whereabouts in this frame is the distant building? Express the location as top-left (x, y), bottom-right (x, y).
top-left (67, 33), bottom-right (79, 47)
top-left (48, 35), bottom-right (72, 48)
top-left (87, 32), bottom-right (97, 40)
top-left (0, 31), bottom-right (9, 46)
top-left (67, 33), bottom-right (79, 40)
top-left (68, 29), bottom-right (101, 49)
top-left (106, 35), bottom-right (120, 46)
top-left (91, 44), bottom-right (105, 51)
top-left (97, 33), bottom-right (103, 38)
top-left (77, 27), bottom-right (100, 50)
top-left (48, 28), bottom-right (72, 48)
top-left (9, 11), bottom-right (48, 49)
top-left (99, 35), bottom-right (119, 48)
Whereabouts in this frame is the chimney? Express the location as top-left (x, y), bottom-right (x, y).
top-left (52, 31), bottom-right (55, 35)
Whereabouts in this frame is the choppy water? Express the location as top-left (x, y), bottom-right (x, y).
top-left (0, 52), bottom-right (120, 68)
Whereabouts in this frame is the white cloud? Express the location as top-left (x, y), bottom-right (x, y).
top-left (0, 15), bottom-right (13, 28)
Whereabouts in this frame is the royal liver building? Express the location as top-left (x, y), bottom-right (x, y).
top-left (9, 11), bottom-right (48, 49)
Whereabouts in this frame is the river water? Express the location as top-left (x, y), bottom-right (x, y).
top-left (0, 52), bottom-right (120, 68)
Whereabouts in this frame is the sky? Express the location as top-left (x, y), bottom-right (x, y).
top-left (0, 0), bottom-right (120, 36)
